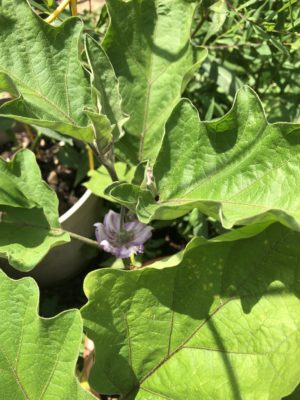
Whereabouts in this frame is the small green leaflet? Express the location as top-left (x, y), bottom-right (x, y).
top-left (84, 35), bottom-right (128, 143)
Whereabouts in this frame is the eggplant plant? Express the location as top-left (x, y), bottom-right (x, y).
top-left (0, 0), bottom-right (299, 399)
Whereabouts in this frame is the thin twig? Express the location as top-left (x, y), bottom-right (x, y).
top-left (87, 145), bottom-right (95, 171)
top-left (45, 0), bottom-right (71, 23)
top-left (70, 0), bottom-right (77, 16)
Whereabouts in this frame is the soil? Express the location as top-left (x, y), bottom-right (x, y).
top-left (0, 128), bottom-right (86, 215)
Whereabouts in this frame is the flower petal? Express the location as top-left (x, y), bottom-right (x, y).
top-left (94, 223), bottom-right (108, 244)
top-left (99, 239), bottom-right (115, 253)
top-left (117, 245), bottom-right (142, 258)
top-left (132, 226), bottom-right (153, 245)
top-left (104, 210), bottom-right (121, 233)
top-left (96, 210), bottom-right (153, 258)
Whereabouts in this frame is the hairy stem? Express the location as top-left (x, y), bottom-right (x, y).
top-left (89, 144), bottom-right (120, 182)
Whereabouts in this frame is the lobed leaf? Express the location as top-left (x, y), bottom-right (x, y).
top-left (81, 223), bottom-right (300, 399)
top-left (0, 270), bottom-right (94, 399)
top-left (111, 87), bottom-right (300, 232)
top-left (103, 0), bottom-right (207, 163)
top-left (0, 149), bottom-right (69, 271)
top-left (0, 0), bottom-right (94, 142)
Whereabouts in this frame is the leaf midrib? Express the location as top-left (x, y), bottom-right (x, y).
top-left (156, 148), bottom-right (300, 216)
top-left (0, 344), bottom-right (30, 399)
top-left (158, 106), bottom-right (255, 200)
top-left (0, 67), bottom-right (77, 125)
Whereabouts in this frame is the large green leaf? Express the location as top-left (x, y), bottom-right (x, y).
top-left (0, 270), bottom-right (94, 399)
top-left (81, 223), bottom-right (300, 399)
top-left (104, 0), bottom-right (207, 163)
top-left (0, 0), bottom-right (94, 142)
top-left (110, 86), bottom-right (300, 231)
top-left (0, 149), bottom-right (69, 271)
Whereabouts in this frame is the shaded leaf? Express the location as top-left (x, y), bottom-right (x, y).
top-left (0, 149), bottom-right (69, 271)
top-left (81, 223), bottom-right (300, 399)
top-left (85, 34), bottom-right (128, 141)
top-left (0, 270), bottom-right (94, 399)
top-left (283, 384), bottom-right (300, 399)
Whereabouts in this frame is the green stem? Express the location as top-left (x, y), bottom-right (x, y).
top-left (89, 144), bottom-right (119, 182)
top-left (123, 258), bottom-right (131, 270)
top-left (30, 132), bottom-right (41, 152)
top-left (103, 159), bottom-right (119, 182)
top-left (65, 230), bottom-right (99, 248)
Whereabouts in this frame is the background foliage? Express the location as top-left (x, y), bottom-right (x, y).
top-left (187, 0), bottom-right (300, 123)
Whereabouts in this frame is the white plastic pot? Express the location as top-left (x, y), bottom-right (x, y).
top-left (1, 190), bottom-right (102, 287)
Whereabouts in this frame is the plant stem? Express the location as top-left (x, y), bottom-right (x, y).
top-left (46, 0), bottom-right (71, 23)
top-left (65, 230), bottom-right (99, 248)
top-left (123, 258), bottom-right (131, 270)
top-left (87, 145), bottom-right (95, 171)
top-left (89, 144), bottom-right (119, 182)
top-left (70, 0), bottom-right (77, 16)
top-left (30, 131), bottom-right (42, 152)
top-left (102, 159), bottom-right (119, 182)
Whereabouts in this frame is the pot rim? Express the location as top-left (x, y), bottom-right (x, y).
top-left (59, 189), bottom-right (92, 223)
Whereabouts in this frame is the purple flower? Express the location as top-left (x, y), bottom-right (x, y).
top-left (94, 210), bottom-right (153, 258)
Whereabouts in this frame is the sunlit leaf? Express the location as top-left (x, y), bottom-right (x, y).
top-left (0, 270), bottom-right (94, 399)
top-left (0, 149), bottom-right (69, 271)
top-left (111, 87), bottom-right (300, 233)
top-left (81, 223), bottom-right (300, 399)
top-left (0, 0), bottom-right (94, 142)
top-left (104, 0), bottom-right (207, 163)
top-left (84, 162), bottom-right (134, 201)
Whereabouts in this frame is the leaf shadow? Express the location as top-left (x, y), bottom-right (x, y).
top-left (206, 319), bottom-right (243, 400)
top-left (86, 225), bottom-right (300, 398)
top-left (137, 223), bottom-right (300, 397)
